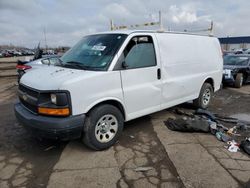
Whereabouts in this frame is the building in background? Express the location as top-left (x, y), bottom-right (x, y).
top-left (219, 36), bottom-right (250, 51)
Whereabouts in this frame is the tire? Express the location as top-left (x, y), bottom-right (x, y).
top-left (82, 104), bottom-right (124, 150)
top-left (234, 73), bottom-right (243, 88)
top-left (17, 70), bottom-right (24, 83)
top-left (193, 83), bottom-right (213, 109)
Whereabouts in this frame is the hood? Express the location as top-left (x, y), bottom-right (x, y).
top-left (20, 66), bottom-right (98, 90)
top-left (27, 59), bottom-right (43, 66)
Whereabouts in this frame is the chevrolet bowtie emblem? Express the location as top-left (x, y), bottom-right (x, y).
top-left (22, 93), bottom-right (28, 101)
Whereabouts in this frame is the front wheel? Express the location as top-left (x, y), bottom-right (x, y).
top-left (234, 73), bottom-right (243, 88)
top-left (17, 70), bottom-right (25, 83)
top-left (193, 83), bottom-right (213, 109)
top-left (82, 104), bottom-right (124, 150)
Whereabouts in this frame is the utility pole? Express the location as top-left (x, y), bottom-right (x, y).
top-left (209, 21), bottom-right (214, 36)
top-left (159, 11), bottom-right (164, 31)
top-left (43, 27), bottom-right (47, 52)
top-left (110, 19), bottom-right (114, 31)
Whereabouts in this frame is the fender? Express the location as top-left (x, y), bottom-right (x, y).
top-left (84, 97), bottom-right (127, 120)
top-left (202, 77), bottom-right (214, 89)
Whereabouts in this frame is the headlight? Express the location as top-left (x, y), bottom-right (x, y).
top-left (38, 92), bottom-right (70, 116)
top-left (223, 69), bottom-right (231, 74)
top-left (51, 93), bottom-right (57, 104)
top-left (223, 69), bottom-right (232, 78)
top-left (49, 93), bottom-right (68, 106)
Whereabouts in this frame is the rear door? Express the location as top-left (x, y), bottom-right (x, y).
top-left (119, 34), bottom-right (162, 120)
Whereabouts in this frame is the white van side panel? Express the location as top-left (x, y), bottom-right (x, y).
top-left (155, 33), bottom-right (222, 109)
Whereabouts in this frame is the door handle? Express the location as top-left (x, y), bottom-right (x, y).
top-left (157, 68), bottom-right (161, 80)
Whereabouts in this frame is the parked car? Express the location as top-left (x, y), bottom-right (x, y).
top-left (13, 50), bottom-right (22, 56)
top-left (244, 49), bottom-right (250, 54)
top-left (16, 55), bottom-right (61, 82)
top-left (223, 54), bottom-right (250, 88)
top-left (14, 30), bottom-right (223, 150)
top-left (2, 51), bottom-right (12, 57)
top-left (223, 51), bottom-right (234, 56)
top-left (21, 50), bottom-right (35, 55)
top-left (7, 50), bottom-right (15, 56)
top-left (234, 48), bottom-right (248, 54)
top-left (20, 50), bottom-right (31, 56)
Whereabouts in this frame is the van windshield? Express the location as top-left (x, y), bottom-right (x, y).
top-left (224, 55), bottom-right (249, 66)
top-left (60, 34), bottom-right (127, 71)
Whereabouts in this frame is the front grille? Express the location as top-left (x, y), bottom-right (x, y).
top-left (19, 84), bottom-right (39, 98)
top-left (18, 84), bottom-right (39, 113)
top-left (19, 98), bottom-right (38, 113)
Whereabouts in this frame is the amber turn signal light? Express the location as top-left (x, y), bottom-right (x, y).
top-left (38, 107), bottom-right (70, 116)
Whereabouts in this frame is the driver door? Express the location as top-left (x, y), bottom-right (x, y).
top-left (119, 35), bottom-right (162, 120)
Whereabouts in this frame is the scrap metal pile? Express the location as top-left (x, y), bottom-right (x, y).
top-left (164, 108), bottom-right (250, 155)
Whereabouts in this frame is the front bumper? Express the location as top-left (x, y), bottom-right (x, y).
top-left (14, 103), bottom-right (85, 140)
top-left (222, 74), bottom-right (235, 84)
top-left (222, 70), bottom-right (236, 84)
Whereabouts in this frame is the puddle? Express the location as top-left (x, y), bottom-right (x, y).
top-left (230, 113), bottom-right (250, 123)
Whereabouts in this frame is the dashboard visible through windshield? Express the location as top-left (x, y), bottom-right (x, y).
top-left (60, 34), bottom-right (127, 71)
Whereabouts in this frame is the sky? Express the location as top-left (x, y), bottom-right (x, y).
top-left (0, 0), bottom-right (250, 48)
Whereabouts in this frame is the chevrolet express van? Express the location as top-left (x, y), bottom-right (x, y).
top-left (15, 30), bottom-right (223, 150)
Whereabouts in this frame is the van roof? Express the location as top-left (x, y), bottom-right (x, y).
top-left (92, 30), bottom-right (215, 38)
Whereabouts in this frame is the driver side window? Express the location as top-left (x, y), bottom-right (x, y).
top-left (123, 36), bottom-right (156, 69)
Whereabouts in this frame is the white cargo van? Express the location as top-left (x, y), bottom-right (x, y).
top-left (15, 30), bottom-right (223, 150)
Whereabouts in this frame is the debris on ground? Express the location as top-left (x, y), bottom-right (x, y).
top-left (134, 167), bottom-right (153, 172)
top-left (240, 138), bottom-right (250, 155)
top-left (129, 135), bottom-right (135, 139)
top-left (195, 108), bottom-right (217, 122)
top-left (44, 145), bottom-right (56, 151)
top-left (164, 117), bottom-right (210, 132)
top-left (164, 108), bottom-right (250, 155)
top-left (226, 140), bottom-right (240, 152)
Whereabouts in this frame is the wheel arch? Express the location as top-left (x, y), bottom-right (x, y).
top-left (193, 77), bottom-right (214, 109)
top-left (85, 98), bottom-right (126, 120)
top-left (203, 77), bottom-right (215, 91)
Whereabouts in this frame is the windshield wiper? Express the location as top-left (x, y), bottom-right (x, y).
top-left (61, 61), bottom-right (89, 70)
top-left (59, 60), bottom-right (104, 70)
top-left (65, 61), bottom-right (104, 70)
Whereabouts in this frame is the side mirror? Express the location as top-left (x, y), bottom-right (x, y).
top-left (122, 61), bottom-right (128, 69)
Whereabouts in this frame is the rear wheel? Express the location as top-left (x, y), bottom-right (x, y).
top-left (234, 73), bottom-right (243, 88)
top-left (193, 83), bottom-right (213, 109)
top-left (82, 104), bottom-right (124, 150)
